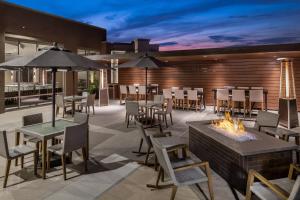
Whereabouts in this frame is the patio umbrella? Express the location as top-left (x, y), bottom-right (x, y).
top-left (117, 54), bottom-right (167, 103)
top-left (0, 44), bottom-right (107, 126)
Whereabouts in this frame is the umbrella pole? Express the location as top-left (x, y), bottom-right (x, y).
top-left (18, 68), bottom-right (21, 109)
top-left (145, 67), bottom-right (148, 103)
top-left (52, 68), bottom-right (57, 127)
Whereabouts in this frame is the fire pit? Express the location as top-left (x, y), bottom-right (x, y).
top-left (210, 112), bottom-right (256, 142)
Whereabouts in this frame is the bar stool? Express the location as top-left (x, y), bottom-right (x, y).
top-left (138, 85), bottom-right (146, 101)
top-left (119, 85), bottom-right (128, 104)
top-left (249, 89), bottom-right (264, 117)
top-left (187, 90), bottom-right (199, 111)
top-left (194, 88), bottom-right (205, 109)
top-left (128, 85), bottom-right (138, 101)
top-left (231, 89), bottom-right (246, 118)
top-left (216, 89), bottom-right (230, 114)
top-left (174, 89), bottom-right (185, 109)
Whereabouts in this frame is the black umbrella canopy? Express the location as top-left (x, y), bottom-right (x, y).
top-left (117, 54), bottom-right (168, 103)
top-left (117, 54), bottom-right (167, 69)
top-left (0, 45), bottom-right (107, 127)
top-left (0, 46), bottom-right (107, 71)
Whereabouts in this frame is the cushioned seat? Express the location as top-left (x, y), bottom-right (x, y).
top-left (47, 143), bottom-right (63, 155)
top-left (23, 135), bottom-right (41, 143)
top-left (9, 145), bottom-right (37, 158)
top-left (251, 178), bottom-right (295, 200)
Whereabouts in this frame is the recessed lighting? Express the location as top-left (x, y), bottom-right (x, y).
top-left (21, 26), bottom-right (26, 29)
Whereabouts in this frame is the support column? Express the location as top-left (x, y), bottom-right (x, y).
top-left (0, 30), bottom-right (5, 113)
top-left (63, 44), bottom-right (78, 96)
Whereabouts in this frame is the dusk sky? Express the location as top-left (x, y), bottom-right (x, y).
top-left (5, 0), bottom-right (300, 51)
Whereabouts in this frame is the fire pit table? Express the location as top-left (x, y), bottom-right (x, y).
top-left (188, 120), bottom-right (297, 194)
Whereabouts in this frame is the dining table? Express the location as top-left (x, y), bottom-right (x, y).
top-left (15, 119), bottom-right (79, 179)
top-left (64, 95), bottom-right (86, 116)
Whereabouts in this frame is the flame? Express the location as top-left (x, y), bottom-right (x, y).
top-left (212, 112), bottom-right (245, 135)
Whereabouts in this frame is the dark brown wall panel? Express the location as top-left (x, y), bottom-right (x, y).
top-left (119, 58), bottom-right (300, 110)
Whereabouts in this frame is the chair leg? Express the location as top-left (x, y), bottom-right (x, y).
top-left (249, 101), bottom-right (252, 118)
top-left (170, 186), bottom-right (178, 200)
top-left (246, 171), bottom-right (255, 200)
top-left (164, 114), bottom-right (168, 128)
top-left (138, 138), bottom-right (144, 153)
top-left (61, 154), bottom-right (67, 180)
top-left (47, 151), bottom-right (51, 170)
top-left (3, 159), bottom-right (11, 188)
top-left (205, 163), bottom-right (214, 200)
top-left (93, 106), bottom-right (95, 115)
top-left (82, 147), bottom-right (88, 172)
top-left (170, 113), bottom-right (173, 125)
top-left (33, 151), bottom-right (37, 176)
top-left (155, 167), bottom-right (162, 187)
top-left (145, 146), bottom-right (151, 165)
top-left (127, 115), bottom-right (130, 128)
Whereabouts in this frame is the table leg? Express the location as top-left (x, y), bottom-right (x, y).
top-left (213, 91), bottom-right (216, 113)
top-left (264, 93), bottom-right (268, 111)
top-left (15, 131), bottom-right (20, 166)
top-left (72, 101), bottom-right (75, 117)
top-left (87, 126), bottom-right (89, 160)
top-left (42, 140), bottom-right (47, 179)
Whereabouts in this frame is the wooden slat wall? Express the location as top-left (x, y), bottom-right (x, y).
top-left (119, 58), bottom-right (300, 110)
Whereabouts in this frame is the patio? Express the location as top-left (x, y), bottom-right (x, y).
top-left (0, 101), bottom-right (252, 200)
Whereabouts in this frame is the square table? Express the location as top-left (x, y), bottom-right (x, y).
top-left (64, 96), bottom-right (86, 116)
top-left (16, 119), bottom-right (78, 179)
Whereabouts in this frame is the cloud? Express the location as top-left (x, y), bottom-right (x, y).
top-left (209, 35), bottom-right (244, 43)
top-left (159, 42), bottom-right (178, 47)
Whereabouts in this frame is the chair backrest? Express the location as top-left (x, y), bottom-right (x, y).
top-left (175, 90), bottom-right (184, 100)
top-left (194, 88), bottom-right (204, 93)
top-left (138, 85), bottom-right (146, 95)
top-left (73, 112), bottom-right (89, 124)
top-left (120, 85), bottom-right (127, 94)
top-left (63, 123), bottom-right (88, 153)
top-left (150, 83), bottom-right (158, 87)
top-left (154, 95), bottom-right (164, 104)
top-left (224, 86), bottom-right (235, 89)
top-left (171, 87), bottom-right (179, 92)
top-left (128, 85), bottom-right (137, 95)
top-left (135, 120), bottom-right (151, 147)
top-left (254, 110), bottom-right (279, 130)
top-left (163, 89), bottom-right (172, 99)
top-left (126, 101), bottom-right (139, 115)
top-left (87, 94), bottom-right (96, 106)
top-left (56, 94), bottom-right (65, 107)
top-left (150, 136), bottom-right (177, 184)
top-left (232, 89), bottom-right (246, 102)
top-left (249, 89), bottom-right (263, 102)
top-left (166, 98), bottom-right (173, 114)
top-left (217, 89), bottom-right (229, 101)
top-left (183, 87), bottom-right (191, 91)
top-left (237, 86), bottom-right (249, 90)
top-left (289, 176), bottom-right (300, 200)
top-left (0, 131), bottom-right (9, 158)
top-left (23, 113), bottom-right (43, 126)
top-left (187, 90), bottom-right (198, 100)
top-left (251, 87), bottom-right (264, 90)
top-left (82, 91), bottom-right (89, 97)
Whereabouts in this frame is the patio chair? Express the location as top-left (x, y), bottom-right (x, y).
top-left (216, 89), bottom-right (230, 114)
top-left (163, 89), bottom-right (173, 100)
top-left (119, 85), bottom-right (128, 104)
top-left (171, 87), bottom-right (179, 93)
top-left (254, 110), bottom-right (279, 132)
top-left (125, 101), bottom-right (145, 128)
top-left (246, 164), bottom-right (300, 200)
top-left (56, 94), bottom-right (72, 118)
top-left (78, 94), bottom-right (96, 115)
top-left (47, 123), bottom-right (88, 180)
top-left (149, 135), bottom-right (214, 200)
top-left (153, 98), bottom-right (173, 127)
top-left (128, 85), bottom-right (138, 101)
top-left (249, 89), bottom-right (264, 117)
top-left (187, 90), bottom-right (200, 111)
top-left (0, 130), bottom-right (38, 188)
top-left (150, 83), bottom-right (159, 94)
top-left (174, 89), bottom-right (185, 109)
top-left (18, 113), bottom-right (43, 166)
top-left (194, 88), bottom-right (205, 109)
top-left (133, 120), bottom-right (171, 166)
top-left (251, 86), bottom-right (264, 90)
top-left (231, 89), bottom-right (246, 118)
top-left (138, 85), bottom-right (146, 101)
